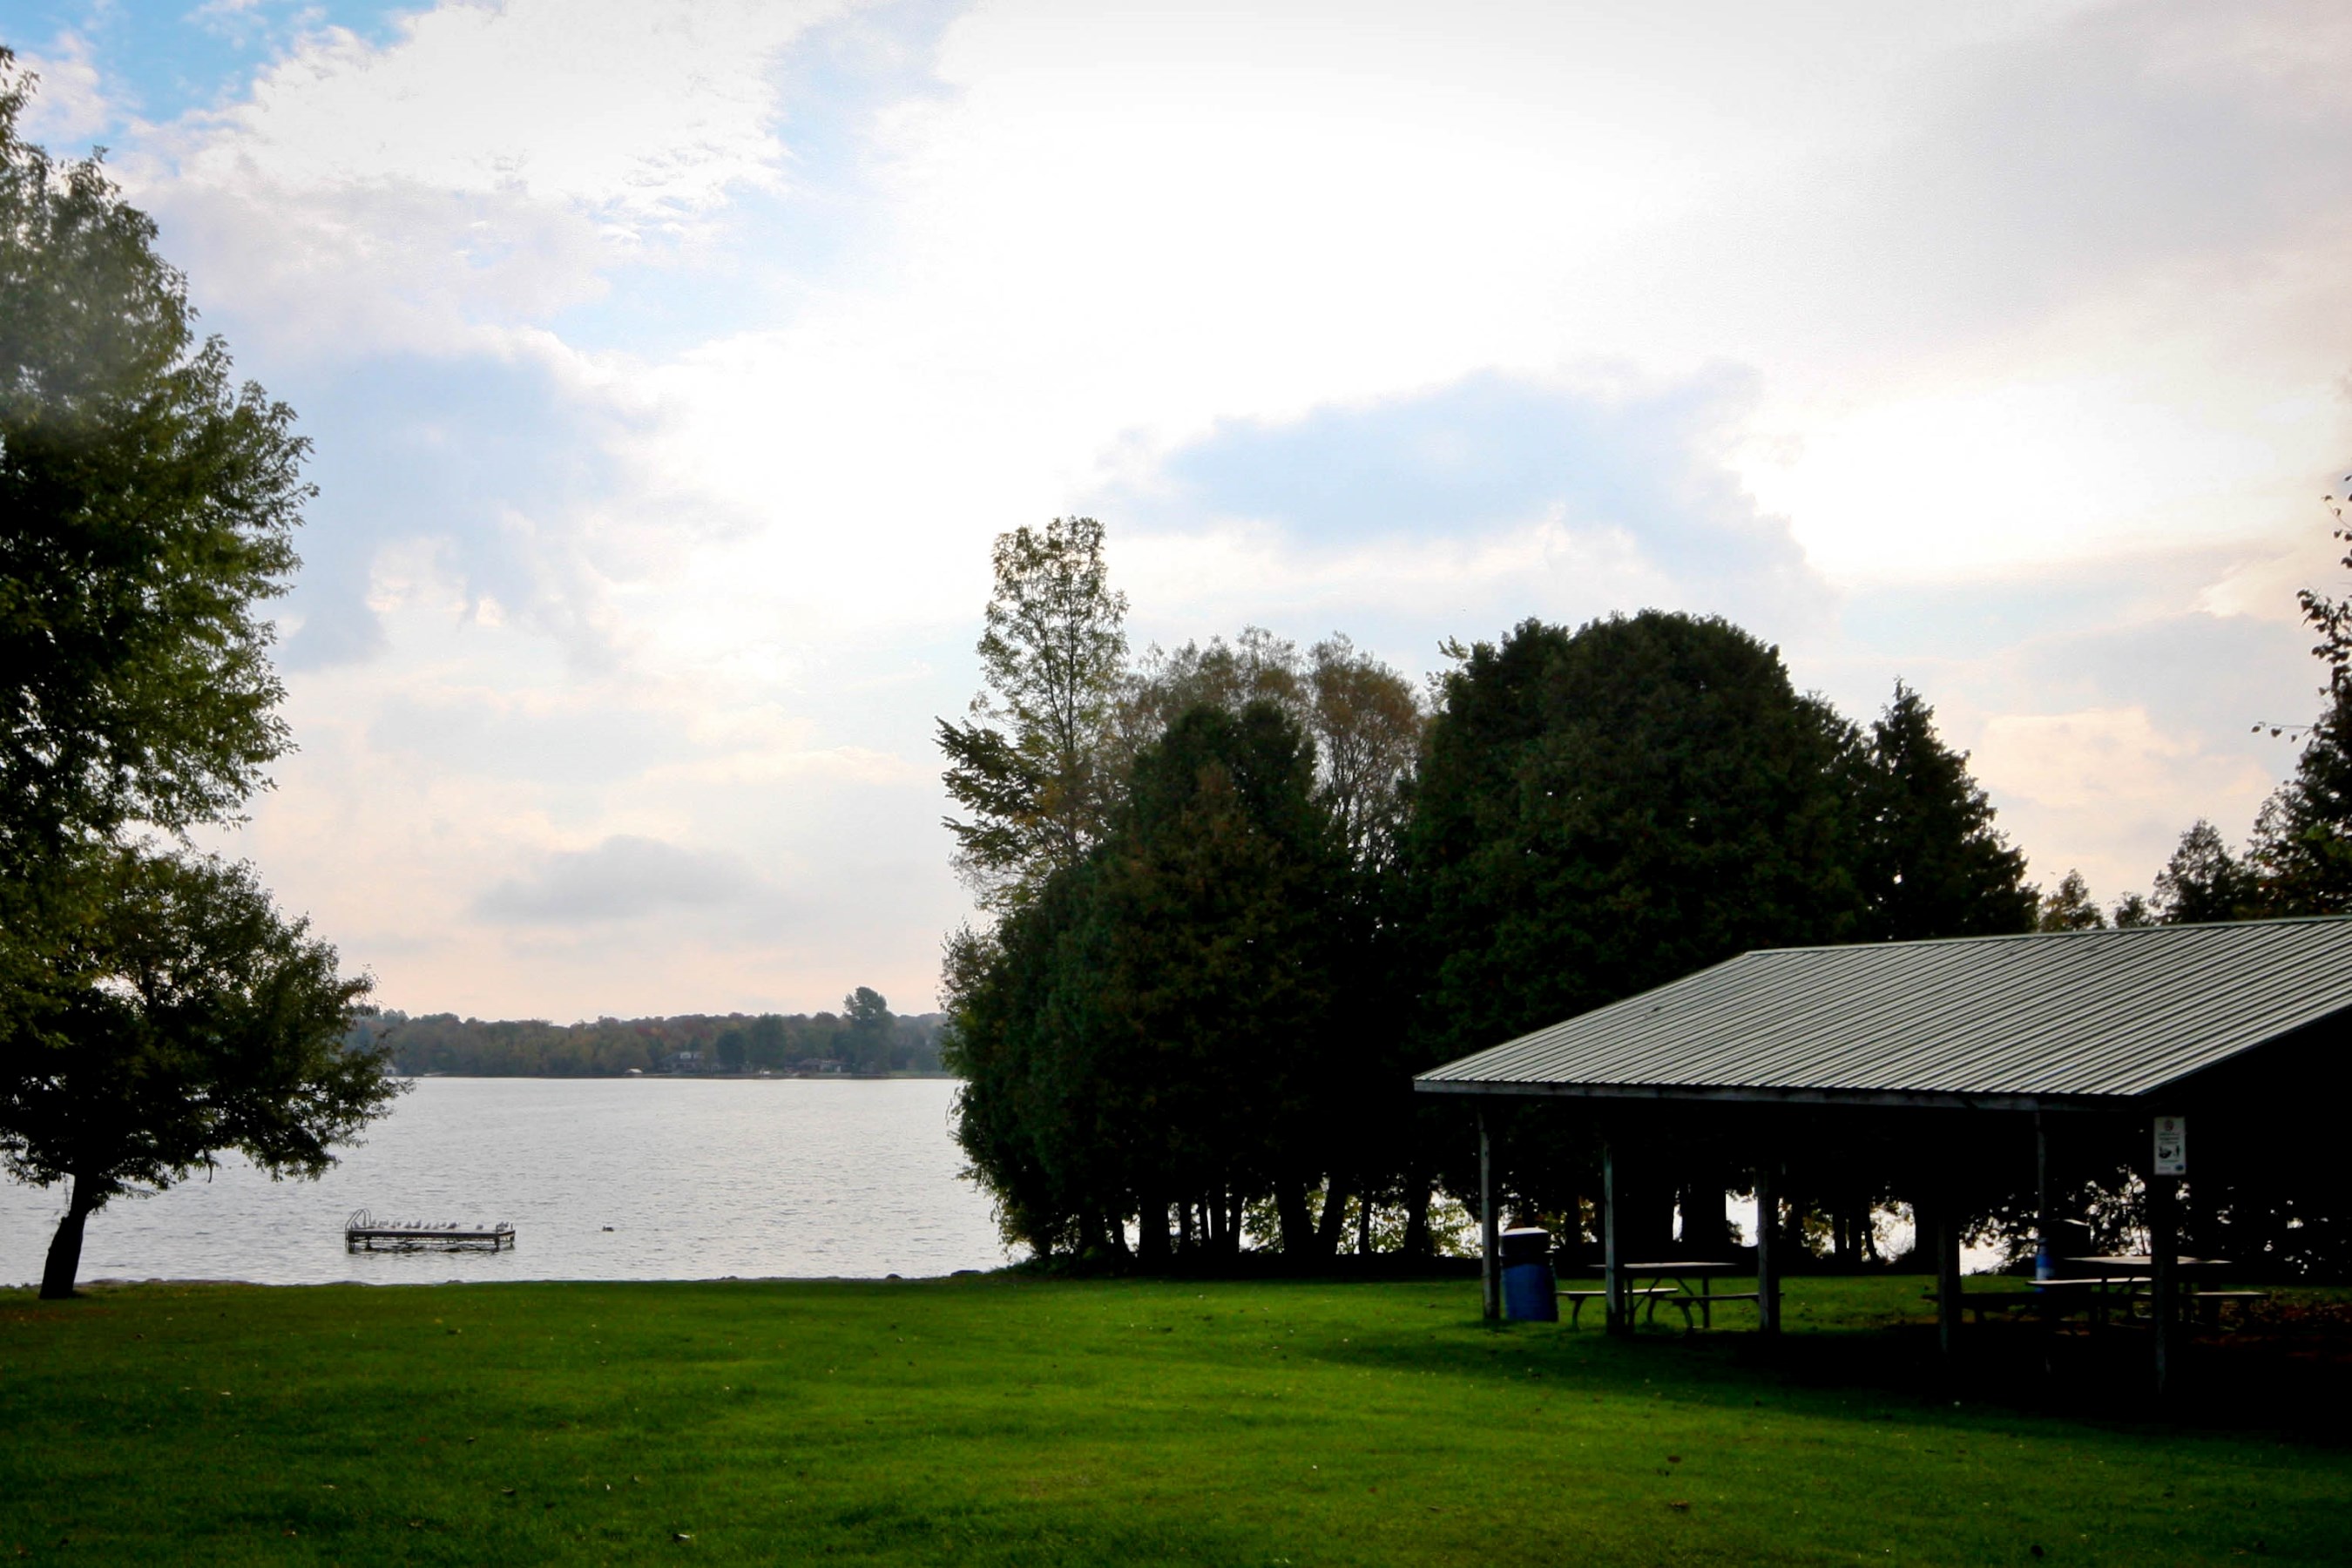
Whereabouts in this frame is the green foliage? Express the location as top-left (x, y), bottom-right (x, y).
top-left (2148, 494), bottom-right (2352, 921)
top-left (1119, 627), bottom-right (1424, 871)
top-left (0, 67), bottom-right (397, 1297)
top-left (2152, 819), bottom-right (2256, 924)
top-left (2034, 869), bottom-right (2107, 931)
top-left (0, 59), bottom-right (304, 860)
top-left (1404, 612), bottom-right (1865, 1071)
top-left (947, 702), bottom-right (1359, 1257)
top-left (1855, 682), bottom-right (2036, 941)
top-left (937, 517), bottom-right (1129, 908)
top-left (2247, 685), bottom-right (2352, 914)
top-left (1, 848), bottom-right (389, 1295)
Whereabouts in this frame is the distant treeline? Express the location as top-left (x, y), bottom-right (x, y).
top-left (366, 989), bottom-right (946, 1077)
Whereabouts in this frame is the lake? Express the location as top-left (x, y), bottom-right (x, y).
top-left (0, 1077), bottom-right (1010, 1288)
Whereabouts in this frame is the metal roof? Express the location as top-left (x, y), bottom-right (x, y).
top-left (1414, 917), bottom-right (2352, 1110)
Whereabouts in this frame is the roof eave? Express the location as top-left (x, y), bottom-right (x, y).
top-left (1410, 1077), bottom-right (2130, 1113)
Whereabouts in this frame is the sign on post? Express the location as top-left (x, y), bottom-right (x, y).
top-left (2153, 1114), bottom-right (2187, 1177)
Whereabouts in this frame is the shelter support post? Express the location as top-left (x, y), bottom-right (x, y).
top-left (2149, 1142), bottom-right (2178, 1400)
top-left (1604, 1139), bottom-right (1627, 1335)
top-left (2034, 1112), bottom-right (2051, 1281)
top-left (1932, 1182), bottom-right (1963, 1361)
top-left (1479, 1112), bottom-right (1498, 1322)
top-left (1754, 1155), bottom-right (1781, 1335)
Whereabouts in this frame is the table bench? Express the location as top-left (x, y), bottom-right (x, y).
top-left (1561, 1285), bottom-right (1687, 1329)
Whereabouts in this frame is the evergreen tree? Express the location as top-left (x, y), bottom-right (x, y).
top-left (1072, 702), bottom-right (1348, 1257)
top-left (2247, 686), bottom-right (2352, 914)
top-left (943, 700), bottom-right (1351, 1259)
top-left (2246, 477), bottom-right (2352, 914)
top-left (1855, 682), bottom-right (2036, 941)
top-left (2152, 819), bottom-right (2257, 924)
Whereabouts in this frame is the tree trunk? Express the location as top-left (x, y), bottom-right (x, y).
top-left (1618, 1172), bottom-right (1674, 1260)
top-left (1356, 1193), bottom-right (1373, 1256)
top-left (1138, 1197), bottom-right (1171, 1263)
top-left (1274, 1178), bottom-right (1316, 1255)
top-left (41, 1178), bottom-right (98, 1301)
top-left (1315, 1179), bottom-right (1349, 1255)
top-left (1679, 1174), bottom-right (1734, 1256)
top-left (1401, 1176), bottom-right (1432, 1258)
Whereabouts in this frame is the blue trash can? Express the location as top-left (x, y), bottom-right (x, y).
top-left (1499, 1227), bottom-right (1558, 1322)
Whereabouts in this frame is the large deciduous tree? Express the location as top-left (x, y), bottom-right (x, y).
top-left (1402, 612), bottom-right (1866, 1260)
top-left (1405, 612), bottom-right (1863, 1068)
top-left (5, 850), bottom-right (391, 1298)
top-left (936, 517), bottom-right (1129, 909)
top-left (0, 62), bottom-right (396, 1290)
top-left (2035, 869), bottom-right (2107, 931)
top-left (0, 60), bottom-right (304, 862)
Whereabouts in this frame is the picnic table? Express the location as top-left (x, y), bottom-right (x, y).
top-left (2060, 1255), bottom-right (2261, 1328)
top-left (1568, 1260), bottom-right (1755, 1330)
top-left (1939, 1256), bottom-right (2257, 1332)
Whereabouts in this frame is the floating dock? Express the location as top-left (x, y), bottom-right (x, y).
top-left (345, 1209), bottom-right (515, 1254)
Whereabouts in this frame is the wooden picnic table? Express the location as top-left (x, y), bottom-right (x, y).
top-left (1580, 1260), bottom-right (1752, 1330)
top-left (2058, 1256), bottom-right (2261, 1328)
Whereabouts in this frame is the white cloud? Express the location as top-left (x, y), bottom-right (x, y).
top-left (13, 33), bottom-right (113, 143)
top-left (1970, 706), bottom-right (2279, 900)
top-left (131, 0), bottom-right (852, 355)
top-left (477, 835), bottom-right (758, 923)
top-left (102, 0), bottom-right (2352, 1015)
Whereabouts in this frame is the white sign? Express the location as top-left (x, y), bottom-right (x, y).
top-left (2153, 1115), bottom-right (2187, 1177)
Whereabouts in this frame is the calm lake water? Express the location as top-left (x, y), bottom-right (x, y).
top-left (0, 1078), bottom-right (1010, 1288)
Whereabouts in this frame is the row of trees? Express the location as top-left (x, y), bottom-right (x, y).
top-left (938, 518), bottom-right (2056, 1260)
top-left (0, 64), bottom-right (396, 1298)
top-left (377, 994), bottom-right (948, 1077)
top-left (943, 499), bottom-right (2352, 1274)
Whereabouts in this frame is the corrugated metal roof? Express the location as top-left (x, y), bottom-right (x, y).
top-left (1415, 917), bottom-right (2352, 1108)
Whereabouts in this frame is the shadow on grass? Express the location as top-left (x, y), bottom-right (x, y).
top-left (1315, 1300), bottom-right (2352, 1449)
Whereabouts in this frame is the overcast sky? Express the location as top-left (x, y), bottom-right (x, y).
top-left (9, 0), bottom-right (2349, 1019)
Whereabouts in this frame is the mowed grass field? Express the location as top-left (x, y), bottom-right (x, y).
top-left (2, 1274), bottom-right (2347, 1566)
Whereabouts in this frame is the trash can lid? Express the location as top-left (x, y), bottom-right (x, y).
top-left (1497, 1227), bottom-right (1551, 1262)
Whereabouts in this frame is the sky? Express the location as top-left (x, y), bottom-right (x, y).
top-left (5, 0), bottom-right (2349, 1021)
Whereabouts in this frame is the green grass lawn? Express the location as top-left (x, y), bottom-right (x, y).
top-left (2, 1273), bottom-right (2346, 1565)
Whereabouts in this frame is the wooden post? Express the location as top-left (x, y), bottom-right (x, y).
top-left (1479, 1111), bottom-right (1499, 1322)
top-left (2034, 1112), bottom-right (2052, 1281)
top-left (1604, 1139), bottom-right (1626, 1335)
top-left (2149, 1146), bottom-right (2178, 1401)
top-left (1935, 1182), bottom-right (1963, 1362)
top-left (1755, 1155), bottom-right (1781, 1335)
